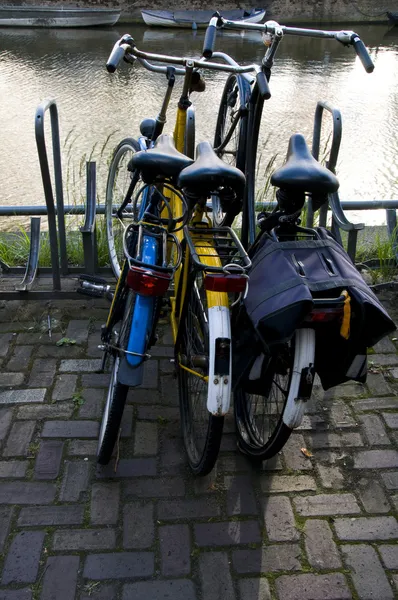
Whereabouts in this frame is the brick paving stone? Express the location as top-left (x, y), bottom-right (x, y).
top-left (353, 449), bottom-right (398, 469)
top-left (53, 528), bottom-right (116, 551)
top-left (239, 578), bottom-right (271, 600)
top-left (316, 464), bottom-right (345, 489)
top-left (304, 519), bottom-right (342, 569)
top-left (358, 478), bottom-right (391, 513)
top-left (370, 354), bottom-right (398, 366)
top-left (68, 440), bottom-right (97, 455)
top-left (7, 346), bottom-right (32, 371)
top-left (42, 420), bottom-right (99, 438)
top-left (383, 412), bottom-right (398, 428)
top-left (82, 373), bottom-right (109, 387)
top-left (335, 516), bottom-right (398, 540)
top-left (373, 337), bottom-right (397, 353)
top-left (0, 373), bottom-right (24, 387)
top-left (137, 405), bottom-right (179, 421)
top-left (83, 552), bottom-right (154, 580)
top-left (124, 476), bottom-right (185, 498)
top-left (78, 388), bottom-right (104, 419)
top-left (262, 496), bottom-right (299, 542)
top-left (16, 402), bottom-right (73, 420)
top-left (381, 472), bottom-right (398, 489)
top-left (2, 530), bottom-right (44, 584)
top-left (0, 409), bottom-right (12, 440)
top-left (123, 501), bottom-right (154, 549)
top-left (65, 319), bottom-right (89, 344)
top-left (122, 580), bottom-right (196, 600)
top-left (195, 521), bottom-right (261, 546)
top-left (91, 482), bottom-right (120, 525)
top-left (342, 544), bottom-right (394, 600)
top-left (260, 475), bottom-right (316, 494)
top-left (34, 440), bottom-right (63, 479)
top-left (0, 482), bottom-right (55, 504)
top-left (59, 461), bottom-right (90, 502)
top-left (97, 458), bottom-right (157, 478)
top-left (0, 507), bottom-right (13, 552)
top-left (217, 454), bottom-right (255, 472)
top-left (18, 505), bottom-right (84, 527)
top-left (60, 359), bottom-right (102, 373)
top-left (359, 414), bottom-right (390, 445)
top-left (354, 397), bottom-right (398, 411)
top-left (141, 360), bottom-right (159, 389)
top-left (134, 422), bottom-right (158, 455)
top-left (16, 332), bottom-right (62, 345)
top-left (366, 372), bottom-right (393, 396)
top-left (294, 493), bottom-right (360, 516)
top-left (52, 374), bottom-right (77, 401)
top-left (199, 551), bottom-right (235, 600)
top-left (224, 475), bottom-right (257, 516)
top-left (159, 437), bottom-right (187, 474)
top-left (329, 401), bottom-right (357, 428)
top-left (232, 545), bottom-right (301, 574)
top-left (306, 431), bottom-right (363, 449)
top-left (80, 584), bottom-right (117, 600)
top-left (0, 389), bottom-right (46, 404)
top-left (282, 433), bottom-right (313, 471)
top-left (0, 334), bottom-right (12, 358)
top-left (3, 421), bottom-right (35, 456)
top-left (159, 524), bottom-right (190, 576)
top-left (37, 344), bottom-right (82, 359)
top-left (379, 545), bottom-right (398, 569)
top-left (275, 573), bottom-right (351, 600)
top-left (0, 591), bottom-right (32, 599)
top-left (41, 555), bottom-right (79, 600)
top-left (158, 498), bottom-right (221, 520)
top-left (127, 389), bottom-right (161, 405)
top-left (28, 358), bottom-right (56, 387)
top-left (297, 414), bottom-right (327, 431)
top-left (120, 405), bottom-right (133, 437)
top-left (0, 461), bottom-right (27, 478)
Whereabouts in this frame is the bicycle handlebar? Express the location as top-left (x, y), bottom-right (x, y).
top-left (203, 14), bottom-right (218, 58)
top-left (106, 40), bottom-right (130, 73)
top-left (351, 33), bottom-right (374, 73)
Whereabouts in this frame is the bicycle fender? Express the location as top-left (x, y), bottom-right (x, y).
top-left (207, 305), bottom-right (232, 416)
top-left (282, 328), bottom-right (316, 429)
top-left (117, 359), bottom-right (144, 387)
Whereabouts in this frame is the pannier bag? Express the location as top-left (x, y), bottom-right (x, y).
top-left (243, 227), bottom-right (396, 390)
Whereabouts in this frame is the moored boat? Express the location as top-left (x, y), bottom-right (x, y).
top-left (0, 6), bottom-right (120, 28)
top-left (141, 8), bottom-right (266, 28)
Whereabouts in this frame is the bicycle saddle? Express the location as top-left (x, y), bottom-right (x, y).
top-left (271, 134), bottom-right (339, 194)
top-left (129, 134), bottom-right (193, 182)
top-left (177, 141), bottom-right (246, 196)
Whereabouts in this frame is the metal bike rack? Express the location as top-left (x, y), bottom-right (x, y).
top-left (309, 101), bottom-right (365, 262)
top-left (80, 162), bottom-right (98, 275)
top-left (386, 208), bottom-right (398, 264)
top-left (35, 99), bottom-right (68, 290)
top-left (15, 217), bottom-right (41, 292)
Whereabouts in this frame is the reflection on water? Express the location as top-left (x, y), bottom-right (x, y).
top-left (0, 23), bottom-right (397, 225)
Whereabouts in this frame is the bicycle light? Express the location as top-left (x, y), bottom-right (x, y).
top-left (204, 273), bottom-right (247, 293)
top-left (127, 266), bottom-right (171, 296)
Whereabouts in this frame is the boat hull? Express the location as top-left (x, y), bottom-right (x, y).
top-left (141, 9), bottom-right (266, 28)
top-left (0, 7), bottom-right (120, 28)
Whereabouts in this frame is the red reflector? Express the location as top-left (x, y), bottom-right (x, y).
top-left (204, 273), bottom-right (247, 293)
top-left (126, 267), bottom-right (171, 296)
top-left (305, 308), bottom-right (343, 323)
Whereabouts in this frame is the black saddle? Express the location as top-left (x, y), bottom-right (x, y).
top-left (128, 134), bottom-right (193, 183)
top-left (271, 134), bottom-right (339, 194)
top-left (177, 142), bottom-right (246, 197)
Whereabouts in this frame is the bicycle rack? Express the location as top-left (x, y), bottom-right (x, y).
top-left (309, 101), bottom-right (365, 262)
top-left (35, 98), bottom-right (68, 290)
top-left (386, 208), bottom-right (398, 264)
top-left (80, 162), bottom-right (98, 275)
top-left (15, 217), bottom-right (41, 292)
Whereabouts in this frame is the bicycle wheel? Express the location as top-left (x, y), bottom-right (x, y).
top-left (97, 289), bottom-right (134, 465)
top-left (212, 74), bottom-right (250, 227)
top-left (106, 138), bottom-right (141, 279)
top-left (177, 265), bottom-right (224, 476)
top-left (234, 328), bottom-right (315, 461)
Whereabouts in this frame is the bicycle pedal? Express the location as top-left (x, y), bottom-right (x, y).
top-left (77, 279), bottom-right (113, 302)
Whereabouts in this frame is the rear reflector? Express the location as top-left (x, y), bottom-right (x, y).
top-left (305, 307), bottom-right (343, 323)
top-left (126, 266), bottom-right (171, 296)
top-left (204, 273), bottom-right (247, 293)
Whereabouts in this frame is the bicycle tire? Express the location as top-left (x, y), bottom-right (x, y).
top-left (212, 74), bottom-right (250, 227)
top-left (97, 289), bottom-right (134, 465)
top-left (177, 264), bottom-right (224, 476)
top-left (106, 138), bottom-right (141, 280)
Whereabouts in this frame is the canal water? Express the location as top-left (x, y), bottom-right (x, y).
top-left (0, 23), bottom-right (397, 225)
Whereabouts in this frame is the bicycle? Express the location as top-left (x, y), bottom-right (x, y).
top-left (98, 35), bottom-right (265, 473)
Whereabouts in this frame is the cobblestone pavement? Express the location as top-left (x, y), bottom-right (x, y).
top-left (0, 295), bottom-right (397, 600)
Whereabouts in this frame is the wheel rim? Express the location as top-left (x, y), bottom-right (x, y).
top-left (179, 278), bottom-right (211, 467)
top-left (97, 355), bottom-right (119, 452)
top-left (106, 143), bottom-right (138, 279)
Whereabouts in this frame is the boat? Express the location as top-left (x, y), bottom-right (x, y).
top-left (387, 11), bottom-right (398, 25)
top-left (0, 6), bottom-right (120, 28)
top-left (141, 8), bottom-right (266, 28)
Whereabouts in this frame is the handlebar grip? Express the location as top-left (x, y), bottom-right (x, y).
top-left (203, 19), bottom-right (218, 58)
top-left (256, 71), bottom-right (271, 100)
top-left (106, 41), bottom-right (126, 73)
top-left (351, 35), bottom-right (374, 73)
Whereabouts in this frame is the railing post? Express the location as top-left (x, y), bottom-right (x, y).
top-left (80, 162), bottom-right (98, 275)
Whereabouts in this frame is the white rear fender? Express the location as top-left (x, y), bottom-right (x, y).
top-left (207, 305), bottom-right (232, 416)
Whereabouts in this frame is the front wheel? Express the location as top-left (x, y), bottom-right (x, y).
top-left (105, 138), bottom-right (141, 280)
top-left (234, 328), bottom-right (315, 461)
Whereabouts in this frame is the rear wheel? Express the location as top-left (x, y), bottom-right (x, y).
top-left (177, 266), bottom-right (224, 475)
top-left (106, 138), bottom-right (140, 279)
top-left (212, 74), bottom-right (250, 227)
